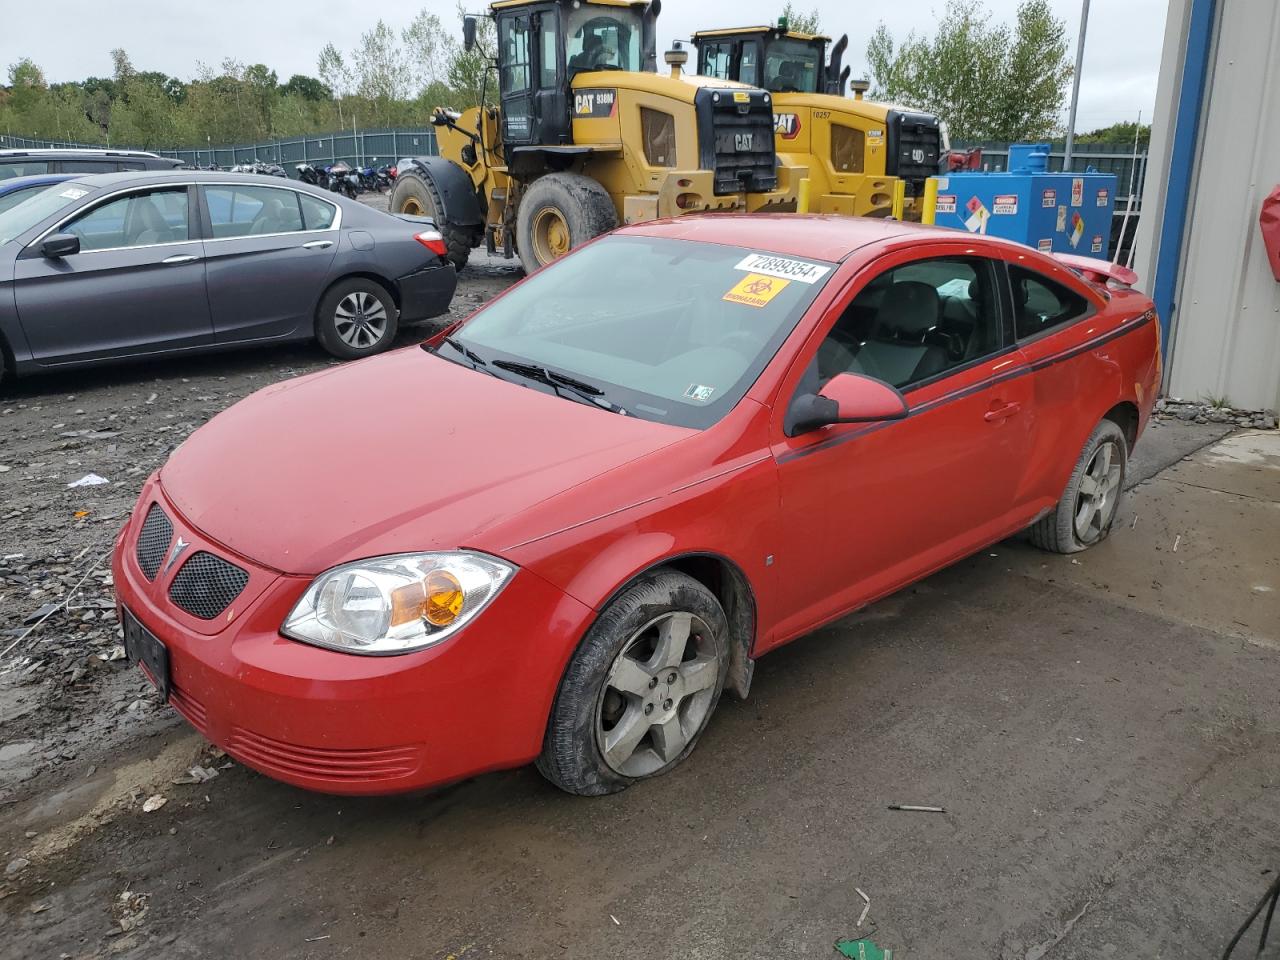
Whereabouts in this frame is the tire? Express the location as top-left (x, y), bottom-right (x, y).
top-left (537, 570), bottom-right (730, 796)
top-left (516, 172), bottom-right (618, 275)
top-left (390, 173), bottom-right (476, 271)
top-left (1029, 418), bottom-right (1128, 554)
top-left (314, 278), bottom-right (399, 361)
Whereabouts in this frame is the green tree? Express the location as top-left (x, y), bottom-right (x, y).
top-left (1078, 121), bottom-right (1150, 146)
top-left (351, 20), bottom-right (411, 123)
top-left (780, 2), bottom-right (821, 34)
top-left (442, 3), bottom-right (496, 108)
top-left (865, 0), bottom-right (1072, 141)
top-left (280, 74), bottom-right (332, 102)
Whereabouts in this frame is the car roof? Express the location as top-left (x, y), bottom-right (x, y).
top-left (45, 169), bottom-right (326, 190)
top-left (0, 148), bottom-right (165, 159)
top-left (0, 173), bottom-right (78, 194)
top-left (620, 214), bottom-right (1016, 263)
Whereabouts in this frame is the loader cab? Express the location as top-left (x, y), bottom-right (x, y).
top-left (490, 0), bottom-right (660, 156)
top-left (693, 26), bottom-right (837, 95)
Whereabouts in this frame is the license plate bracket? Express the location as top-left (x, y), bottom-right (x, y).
top-left (123, 607), bottom-right (170, 701)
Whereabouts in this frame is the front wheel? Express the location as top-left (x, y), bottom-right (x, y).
top-left (515, 173), bottom-right (618, 275)
top-left (1029, 418), bottom-right (1128, 553)
top-left (537, 571), bottom-right (729, 796)
top-left (314, 278), bottom-right (399, 361)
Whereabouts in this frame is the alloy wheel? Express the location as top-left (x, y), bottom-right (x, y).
top-left (334, 291), bottom-right (389, 349)
top-left (596, 611), bottom-right (722, 778)
top-left (1074, 439), bottom-right (1123, 543)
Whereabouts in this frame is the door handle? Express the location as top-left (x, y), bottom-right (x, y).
top-left (162, 254), bottom-right (199, 265)
top-left (303, 240), bottom-right (334, 249)
top-left (984, 401), bottom-right (1022, 422)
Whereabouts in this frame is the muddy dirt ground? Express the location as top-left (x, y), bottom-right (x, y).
top-left (1, 226), bottom-right (1278, 959)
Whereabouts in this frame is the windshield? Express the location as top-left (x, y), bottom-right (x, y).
top-left (0, 183), bottom-right (89, 244)
top-left (566, 9), bottom-right (643, 72)
top-left (444, 235), bottom-right (835, 429)
top-left (763, 37), bottom-right (823, 93)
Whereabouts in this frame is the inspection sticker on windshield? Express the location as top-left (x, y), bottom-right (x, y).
top-left (734, 253), bottom-right (829, 284)
top-left (724, 273), bottom-right (790, 308)
top-left (684, 384), bottom-right (716, 402)
top-left (59, 187), bottom-right (88, 200)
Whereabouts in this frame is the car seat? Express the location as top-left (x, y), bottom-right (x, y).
top-left (125, 197), bottom-right (175, 246)
top-left (853, 281), bottom-right (949, 387)
top-left (249, 194), bottom-right (296, 235)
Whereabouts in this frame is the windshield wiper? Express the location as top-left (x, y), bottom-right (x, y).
top-left (491, 360), bottom-right (624, 414)
top-left (430, 336), bottom-right (499, 377)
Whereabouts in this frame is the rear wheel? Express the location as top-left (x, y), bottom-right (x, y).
top-left (314, 278), bottom-right (399, 361)
top-left (389, 173), bottom-right (476, 270)
top-left (1029, 419), bottom-right (1128, 553)
top-left (537, 571), bottom-right (729, 796)
top-left (516, 173), bottom-right (617, 275)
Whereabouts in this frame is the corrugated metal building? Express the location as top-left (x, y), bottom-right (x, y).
top-left (1135, 0), bottom-right (1280, 411)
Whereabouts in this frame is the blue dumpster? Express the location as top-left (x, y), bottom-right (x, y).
top-left (929, 143), bottom-right (1117, 259)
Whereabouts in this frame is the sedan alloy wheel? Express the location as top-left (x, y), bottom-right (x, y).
top-left (334, 291), bottom-right (389, 350)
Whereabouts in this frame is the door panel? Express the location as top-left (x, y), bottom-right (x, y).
top-left (13, 186), bottom-right (213, 364)
top-left (199, 184), bottom-right (338, 341)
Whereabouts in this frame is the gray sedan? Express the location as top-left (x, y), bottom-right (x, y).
top-left (0, 171), bottom-right (456, 381)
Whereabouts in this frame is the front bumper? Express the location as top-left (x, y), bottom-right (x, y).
top-left (112, 478), bottom-right (593, 795)
top-left (395, 262), bottom-right (456, 324)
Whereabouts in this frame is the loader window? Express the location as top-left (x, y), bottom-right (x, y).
top-left (762, 38), bottom-right (822, 93)
top-left (567, 10), bottom-right (642, 72)
top-left (500, 17), bottom-right (532, 95)
top-left (538, 16), bottom-right (559, 88)
top-left (641, 108), bottom-right (677, 167)
top-left (830, 125), bottom-right (866, 174)
top-left (700, 41), bottom-right (734, 80)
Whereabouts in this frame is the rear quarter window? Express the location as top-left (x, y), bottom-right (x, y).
top-left (1010, 264), bottom-right (1094, 340)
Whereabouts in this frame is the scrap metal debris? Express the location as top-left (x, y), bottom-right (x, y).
top-left (856, 887), bottom-right (871, 927)
top-left (141, 794), bottom-right (168, 813)
top-left (887, 804), bottom-right (946, 813)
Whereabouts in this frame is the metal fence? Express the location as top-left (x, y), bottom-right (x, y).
top-left (953, 141), bottom-right (1149, 206)
top-left (0, 129), bottom-right (441, 176)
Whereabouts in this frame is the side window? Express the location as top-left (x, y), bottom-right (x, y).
top-left (640, 108), bottom-right (677, 167)
top-left (500, 17), bottom-right (531, 94)
top-left (0, 161), bottom-right (50, 179)
top-left (700, 42), bottom-right (733, 80)
top-left (57, 159), bottom-right (116, 174)
top-left (205, 185), bottom-right (304, 238)
top-left (64, 188), bottom-right (190, 251)
top-left (739, 42), bottom-right (759, 86)
top-left (299, 193), bottom-right (337, 230)
top-left (1009, 265), bottom-right (1093, 339)
top-left (812, 257), bottom-right (1002, 391)
top-left (538, 16), bottom-right (558, 88)
top-left (830, 125), bottom-right (865, 173)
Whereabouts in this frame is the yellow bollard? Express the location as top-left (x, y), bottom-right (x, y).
top-left (891, 180), bottom-right (906, 220)
top-left (797, 177), bottom-right (811, 214)
top-left (922, 177), bottom-right (939, 225)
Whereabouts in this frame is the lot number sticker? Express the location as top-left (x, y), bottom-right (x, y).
top-left (993, 194), bottom-right (1018, 215)
top-left (734, 254), bottom-right (829, 284)
top-left (724, 273), bottom-right (790, 307)
top-left (935, 194), bottom-right (957, 214)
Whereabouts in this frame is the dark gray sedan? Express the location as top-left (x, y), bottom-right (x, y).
top-left (0, 171), bottom-right (456, 381)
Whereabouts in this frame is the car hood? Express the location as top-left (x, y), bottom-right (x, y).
top-left (160, 347), bottom-right (692, 574)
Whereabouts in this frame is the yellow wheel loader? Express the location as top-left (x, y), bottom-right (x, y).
top-left (390, 0), bottom-right (779, 274)
top-left (691, 22), bottom-right (944, 219)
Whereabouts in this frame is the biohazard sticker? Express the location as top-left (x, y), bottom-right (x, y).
top-left (573, 88), bottom-right (617, 119)
top-left (965, 196), bottom-right (990, 234)
top-left (1096, 188), bottom-right (1110, 207)
top-left (734, 253), bottom-right (829, 283)
top-left (1071, 177), bottom-right (1084, 207)
top-left (1038, 238), bottom-right (1054, 252)
top-left (684, 384), bottom-right (716, 402)
top-left (724, 273), bottom-right (790, 307)
top-left (1042, 188), bottom-right (1057, 208)
top-left (1056, 205), bottom-right (1068, 232)
top-left (935, 194), bottom-right (957, 214)
top-left (1091, 235), bottom-right (1104, 253)
top-left (993, 194), bottom-right (1018, 215)
top-left (1070, 212), bottom-right (1086, 248)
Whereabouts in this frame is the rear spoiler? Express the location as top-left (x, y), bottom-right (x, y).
top-left (1052, 253), bottom-right (1139, 288)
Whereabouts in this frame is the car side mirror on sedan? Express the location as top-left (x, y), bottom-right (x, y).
top-left (40, 233), bottom-right (80, 259)
top-left (787, 373), bottom-right (910, 436)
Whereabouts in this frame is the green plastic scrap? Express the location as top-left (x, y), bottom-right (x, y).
top-left (834, 938), bottom-right (893, 960)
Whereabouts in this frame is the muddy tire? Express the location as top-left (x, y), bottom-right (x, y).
top-left (537, 570), bottom-right (729, 796)
top-left (389, 173), bottom-right (476, 271)
top-left (314, 278), bottom-right (399, 361)
top-left (516, 173), bottom-right (617, 275)
top-left (1029, 418), bottom-right (1128, 554)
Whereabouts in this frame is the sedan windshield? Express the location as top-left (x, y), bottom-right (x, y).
top-left (0, 183), bottom-right (89, 244)
top-left (447, 235), bottom-right (835, 428)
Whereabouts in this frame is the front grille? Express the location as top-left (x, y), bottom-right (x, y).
top-left (887, 109), bottom-right (942, 195)
top-left (696, 88), bottom-right (778, 196)
top-left (168, 551), bottom-right (249, 620)
top-left (135, 504), bottom-right (173, 581)
top-left (227, 727), bottom-right (421, 782)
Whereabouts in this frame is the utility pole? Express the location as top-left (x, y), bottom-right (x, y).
top-left (1062, 0), bottom-right (1091, 172)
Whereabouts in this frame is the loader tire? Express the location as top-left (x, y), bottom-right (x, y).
top-left (516, 173), bottom-right (618, 274)
top-left (390, 173), bottom-right (476, 271)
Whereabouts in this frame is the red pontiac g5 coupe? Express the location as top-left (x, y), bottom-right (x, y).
top-left (113, 215), bottom-right (1160, 796)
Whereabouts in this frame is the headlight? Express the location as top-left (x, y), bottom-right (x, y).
top-left (282, 552), bottom-right (515, 655)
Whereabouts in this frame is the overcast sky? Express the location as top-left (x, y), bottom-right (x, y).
top-left (2, 0), bottom-right (1167, 133)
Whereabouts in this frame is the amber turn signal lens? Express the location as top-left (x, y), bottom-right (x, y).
top-left (389, 580), bottom-right (427, 627)
top-left (424, 570), bottom-right (465, 626)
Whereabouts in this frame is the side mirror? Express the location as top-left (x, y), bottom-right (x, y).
top-left (787, 373), bottom-right (909, 436)
top-left (462, 16), bottom-right (477, 53)
top-left (41, 233), bottom-right (80, 259)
